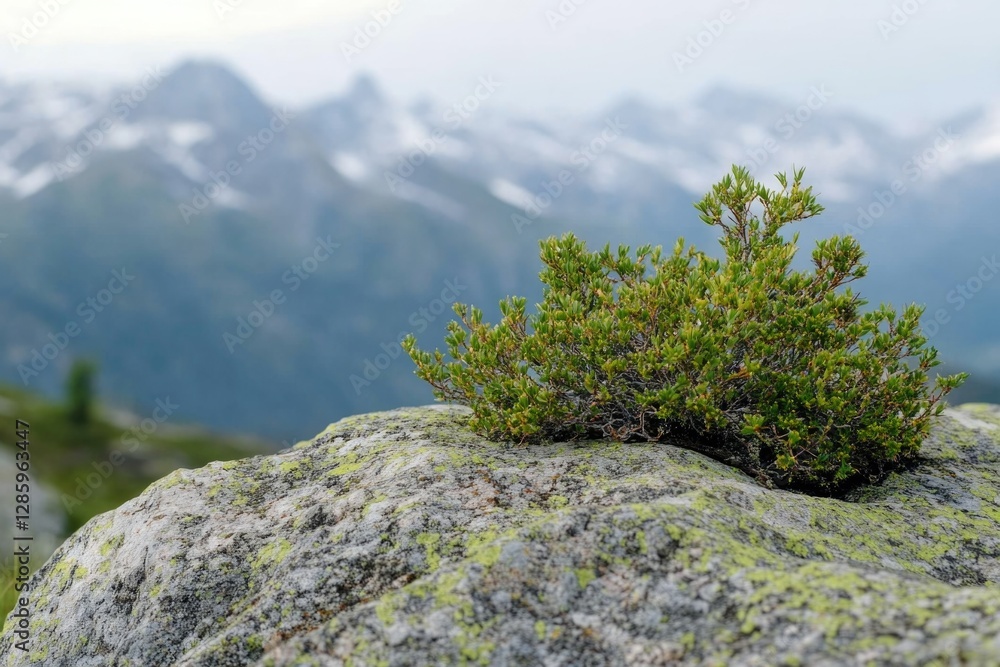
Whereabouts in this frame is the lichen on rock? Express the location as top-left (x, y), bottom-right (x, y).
top-left (3, 403), bottom-right (1000, 665)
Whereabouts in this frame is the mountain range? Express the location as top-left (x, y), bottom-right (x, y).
top-left (1, 60), bottom-right (998, 442)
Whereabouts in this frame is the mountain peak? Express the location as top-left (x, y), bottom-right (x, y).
top-left (129, 59), bottom-right (274, 130)
top-left (344, 73), bottom-right (385, 110)
top-left (165, 59), bottom-right (248, 86)
top-left (695, 85), bottom-right (783, 116)
top-left (349, 72), bottom-right (382, 97)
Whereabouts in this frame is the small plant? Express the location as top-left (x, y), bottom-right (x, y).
top-left (404, 166), bottom-right (966, 494)
top-left (66, 359), bottom-right (98, 426)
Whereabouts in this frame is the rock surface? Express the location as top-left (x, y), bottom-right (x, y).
top-left (4, 403), bottom-right (1000, 666)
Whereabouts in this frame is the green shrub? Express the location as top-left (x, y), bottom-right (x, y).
top-left (404, 166), bottom-right (966, 494)
top-left (66, 359), bottom-right (98, 426)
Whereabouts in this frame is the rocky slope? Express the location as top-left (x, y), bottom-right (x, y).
top-left (3, 403), bottom-right (1000, 666)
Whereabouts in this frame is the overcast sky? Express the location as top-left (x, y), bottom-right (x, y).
top-left (2, 0), bottom-right (998, 126)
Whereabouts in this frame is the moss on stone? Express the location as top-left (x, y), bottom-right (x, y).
top-left (416, 533), bottom-right (442, 571)
top-left (252, 538), bottom-right (293, 574)
top-left (574, 568), bottom-right (597, 589)
top-left (99, 534), bottom-right (125, 557)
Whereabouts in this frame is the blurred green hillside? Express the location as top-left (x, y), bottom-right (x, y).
top-left (0, 383), bottom-right (273, 619)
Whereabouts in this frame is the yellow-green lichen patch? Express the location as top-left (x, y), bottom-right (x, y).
top-left (441, 448), bottom-right (473, 468)
top-left (231, 481), bottom-right (263, 507)
top-left (574, 567), bottom-right (597, 589)
top-left (198, 465), bottom-right (272, 508)
top-left (465, 529), bottom-right (503, 569)
top-left (547, 495), bottom-right (569, 508)
top-left (933, 408), bottom-right (999, 451)
top-left (465, 526), bottom-right (501, 551)
top-left (327, 451), bottom-right (367, 476)
top-left (50, 559), bottom-right (84, 591)
top-left (375, 598), bottom-right (396, 627)
top-left (954, 404), bottom-right (1000, 431)
top-left (291, 438), bottom-right (316, 450)
top-left (413, 569), bottom-right (467, 610)
top-left (87, 515), bottom-right (114, 536)
top-left (27, 643), bottom-right (50, 663)
top-left (735, 560), bottom-right (1000, 654)
top-left (252, 538), bottom-right (294, 574)
top-left (454, 626), bottom-right (496, 666)
top-left (417, 533), bottom-right (442, 571)
top-left (363, 493), bottom-right (390, 518)
top-left (393, 500), bottom-right (420, 516)
top-left (676, 465), bottom-right (1000, 587)
top-left (99, 534), bottom-right (125, 557)
top-left (278, 459), bottom-right (308, 477)
top-left (156, 469), bottom-right (187, 490)
top-left (936, 445), bottom-right (961, 461)
top-left (635, 530), bottom-right (648, 555)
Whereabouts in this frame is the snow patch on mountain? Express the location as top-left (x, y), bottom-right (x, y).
top-left (0, 128), bottom-right (39, 164)
top-left (157, 142), bottom-right (208, 182)
top-left (489, 178), bottom-right (534, 209)
top-left (214, 187), bottom-right (251, 210)
top-left (104, 124), bottom-right (149, 151)
top-left (613, 138), bottom-right (665, 166)
top-left (391, 181), bottom-right (465, 221)
top-left (965, 107), bottom-right (1000, 163)
top-left (13, 164), bottom-right (56, 199)
top-left (0, 162), bottom-right (18, 188)
top-left (167, 122), bottom-right (214, 148)
top-left (53, 107), bottom-right (102, 141)
top-left (331, 152), bottom-right (370, 182)
top-left (503, 125), bottom-right (574, 165)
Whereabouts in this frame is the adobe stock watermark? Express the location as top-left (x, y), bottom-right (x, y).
top-left (223, 236), bottom-right (340, 353)
top-left (878, 0), bottom-right (929, 40)
top-left (341, 0), bottom-right (403, 62)
top-left (214, 0), bottom-right (248, 20)
top-left (674, 0), bottom-right (753, 73)
top-left (744, 85), bottom-right (834, 175)
top-left (923, 254), bottom-right (1000, 339)
top-left (16, 268), bottom-right (136, 386)
top-left (350, 278), bottom-right (468, 394)
top-left (180, 107), bottom-right (295, 224)
top-left (8, 0), bottom-right (74, 53)
top-left (545, 0), bottom-right (591, 30)
top-left (50, 67), bottom-right (166, 181)
top-left (59, 397), bottom-right (179, 512)
top-left (512, 117), bottom-right (628, 233)
top-left (844, 127), bottom-right (958, 236)
top-left (384, 76), bottom-right (502, 193)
